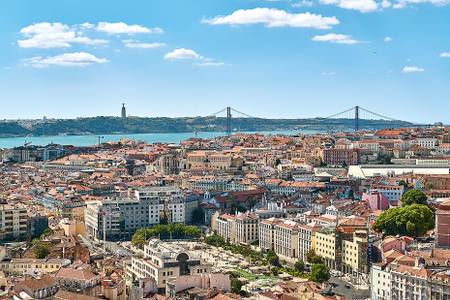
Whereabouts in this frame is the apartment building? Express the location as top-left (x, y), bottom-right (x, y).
top-left (85, 198), bottom-right (144, 241)
top-left (355, 140), bottom-right (380, 153)
top-left (371, 184), bottom-right (404, 203)
top-left (273, 219), bottom-right (300, 261)
top-left (298, 222), bottom-right (322, 262)
top-left (371, 262), bottom-right (450, 300)
top-left (127, 239), bottom-right (211, 292)
top-left (134, 186), bottom-right (186, 224)
top-left (84, 186), bottom-right (187, 241)
top-left (314, 228), bottom-right (337, 270)
top-left (371, 264), bottom-right (392, 300)
top-left (0, 203), bottom-right (29, 241)
top-left (390, 263), bottom-right (429, 300)
top-left (234, 212), bottom-right (258, 245)
top-left (425, 175), bottom-right (450, 190)
top-left (323, 148), bottom-right (359, 166)
top-left (0, 258), bottom-right (71, 275)
top-left (185, 150), bottom-right (243, 172)
top-left (412, 137), bottom-right (438, 149)
top-left (214, 213), bottom-right (236, 243)
top-left (213, 212), bottom-right (258, 245)
top-left (435, 199), bottom-right (450, 248)
top-left (341, 230), bottom-right (369, 276)
top-left (259, 218), bottom-right (282, 252)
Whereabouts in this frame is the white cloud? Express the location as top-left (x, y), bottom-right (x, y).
top-left (312, 33), bottom-right (360, 44)
top-left (96, 22), bottom-right (163, 35)
top-left (402, 66), bottom-right (424, 73)
top-left (164, 48), bottom-right (203, 60)
top-left (202, 8), bottom-right (339, 30)
top-left (18, 22), bottom-right (107, 48)
top-left (393, 0), bottom-right (449, 8)
top-left (384, 36), bottom-right (393, 42)
top-left (79, 22), bottom-right (95, 30)
top-left (291, 0), bottom-right (315, 7)
top-left (319, 0), bottom-right (378, 12)
top-left (164, 48), bottom-right (226, 67)
top-left (122, 40), bottom-right (166, 48)
top-left (321, 71), bottom-right (336, 75)
top-left (195, 61), bottom-right (226, 67)
top-left (381, 0), bottom-right (393, 7)
top-left (24, 52), bottom-right (108, 68)
top-left (440, 52), bottom-right (450, 58)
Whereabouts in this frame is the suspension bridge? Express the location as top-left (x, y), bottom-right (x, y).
top-left (207, 105), bottom-right (426, 135)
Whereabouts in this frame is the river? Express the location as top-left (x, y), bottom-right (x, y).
top-left (0, 130), bottom-right (318, 148)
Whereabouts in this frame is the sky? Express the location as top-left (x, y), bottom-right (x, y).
top-left (0, 0), bottom-right (449, 123)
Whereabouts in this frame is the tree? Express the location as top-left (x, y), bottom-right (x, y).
top-left (306, 249), bottom-right (323, 264)
top-left (205, 234), bottom-right (226, 247)
top-left (401, 189), bottom-right (428, 206)
top-left (40, 228), bottom-right (53, 238)
top-left (230, 200), bottom-right (246, 213)
top-left (184, 225), bottom-right (201, 238)
top-left (231, 278), bottom-right (243, 294)
top-left (191, 207), bottom-right (205, 225)
top-left (309, 264), bottom-right (330, 283)
top-left (34, 242), bottom-right (50, 259)
top-left (373, 204), bottom-right (434, 237)
top-left (294, 260), bottom-right (306, 273)
top-left (266, 250), bottom-right (280, 267)
top-left (132, 224), bottom-right (201, 247)
top-left (271, 266), bottom-right (280, 276)
top-left (398, 180), bottom-right (409, 189)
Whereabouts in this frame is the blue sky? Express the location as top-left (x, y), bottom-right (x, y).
top-left (0, 0), bottom-right (449, 123)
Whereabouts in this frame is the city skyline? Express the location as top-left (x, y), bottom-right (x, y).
top-left (1, 0), bottom-right (450, 123)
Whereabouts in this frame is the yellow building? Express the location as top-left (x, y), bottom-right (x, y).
top-left (185, 151), bottom-right (243, 172)
top-left (0, 258), bottom-right (70, 275)
top-left (314, 228), bottom-right (337, 270)
top-left (342, 230), bottom-right (368, 276)
top-left (59, 218), bottom-right (86, 236)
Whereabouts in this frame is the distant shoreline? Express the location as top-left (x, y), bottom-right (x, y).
top-left (0, 130), bottom-right (314, 148)
top-left (0, 129), bottom-right (303, 139)
top-left (0, 116), bottom-right (414, 142)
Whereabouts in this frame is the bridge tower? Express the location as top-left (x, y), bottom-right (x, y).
top-left (226, 106), bottom-right (232, 135)
top-left (355, 105), bottom-right (360, 132)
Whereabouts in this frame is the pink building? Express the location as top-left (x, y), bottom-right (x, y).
top-left (436, 200), bottom-right (450, 248)
top-left (363, 191), bottom-right (390, 211)
top-left (381, 236), bottom-right (414, 254)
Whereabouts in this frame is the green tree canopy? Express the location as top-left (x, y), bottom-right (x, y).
top-left (131, 224), bottom-right (201, 248)
top-left (401, 189), bottom-right (428, 206)
top-left (398, 180), bottom-right (409, 189)
top-left (191, 207), bottom-right (205, 225)
top-left (231, 278), bottom-right (243, 294)
top-left (373, 204), bottom-right (434, 237)
top-left (309, 264), bottom-right (330, 283)
top-left (306, 249), bottom-right (323, 264)
top-left (266, 250), bottom-right (280, 267)
top-left (34, 242), bottom-right (50, 259)
top-left (294, 260), bottom-right (306, 273)
top-left (230, 200), bottom-right (246, 213)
